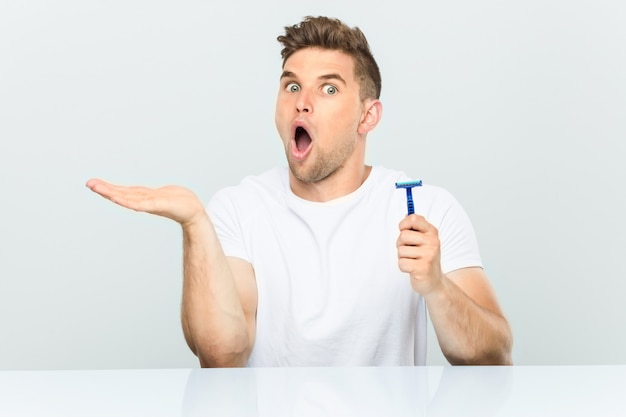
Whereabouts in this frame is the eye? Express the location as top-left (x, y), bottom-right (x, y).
top-left (323, 85), bottom-right (338, 95)
top-left (286, 83), bottom-right (300, 93)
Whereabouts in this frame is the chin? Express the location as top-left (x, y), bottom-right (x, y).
top-left (291, 164), bottom-right (336, 185)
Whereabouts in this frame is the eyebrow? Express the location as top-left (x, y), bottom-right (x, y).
top-left (280, 71), bottom-right (347, 86)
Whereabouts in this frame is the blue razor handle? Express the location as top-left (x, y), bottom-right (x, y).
top-left (395, 180), bottom-right (423, 215)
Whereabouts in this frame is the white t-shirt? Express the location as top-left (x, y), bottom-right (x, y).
top-left (208, 165), bottom-right (482, 366)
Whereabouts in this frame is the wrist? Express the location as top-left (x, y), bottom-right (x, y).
top-left (182, 210), bottom-right (211, 235)
top-left (421, 273), bottom-right (448, 303)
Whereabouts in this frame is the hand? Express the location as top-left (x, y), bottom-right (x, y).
top-left (85, 178), bottom-right (207, 228)
top-left (396, 214), bottom-right (444, 296)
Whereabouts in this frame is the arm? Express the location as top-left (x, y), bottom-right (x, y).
top-left (397, 214), bottom-right (513, 365)
top-left (86, 179), bottom-right (257, 367)
top-left (181, 216), bottom-right (257, 367)
top-left (424, 267), bottom-right (512, 365)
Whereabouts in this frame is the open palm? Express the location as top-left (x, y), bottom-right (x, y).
top-left (86, 179), bottom-right (206, 227)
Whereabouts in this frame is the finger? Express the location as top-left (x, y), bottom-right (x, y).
top-left (396, 229), bottom-right (426, 248)
top-left (86, 179), bottom-right (130, 198)
top-left (398, 258), bottom-right (431, 277)
top-left (398, 258), bottom-right (413, 274)
top-left (86, 180), bottom-right (119, 202)
top-left (87, 178), bottom-right (148, 194)
top-left (109, 189), bottom-right (162, 213)
top-left (397, 245), bottom-right (423, 260)
top-left (85, 178), bottom-right (101, 189)
top-left (86, 180), bottom-right (156, 212)
top-left (86, 178), bottom-right (110, 194)
top-left (398, 214), bottom-right (433, 233)
top-left (398, 242), bottom-right (440, 263)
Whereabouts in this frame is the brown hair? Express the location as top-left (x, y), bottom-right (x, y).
top-left (277, 16), bottom-right (382, 100)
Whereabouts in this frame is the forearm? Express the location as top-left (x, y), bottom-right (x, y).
top-left (424, 276), bottom-right (513, 365)
top-left (180, 215), bottom-right (251, 367)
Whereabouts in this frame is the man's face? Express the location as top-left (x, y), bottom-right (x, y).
top-left (275, 47), bottom-right (367, 184)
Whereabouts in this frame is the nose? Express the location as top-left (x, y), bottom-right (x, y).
top-left (296, 91), bottom-right (312, 113)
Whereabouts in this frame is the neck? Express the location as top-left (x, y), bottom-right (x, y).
top-left (289, 163), bottom-right (372, 202)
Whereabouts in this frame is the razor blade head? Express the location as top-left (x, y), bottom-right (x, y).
top-left (395, 180), bottom-right (423, 189)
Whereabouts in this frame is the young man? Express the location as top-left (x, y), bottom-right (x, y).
top-left (87, 16), bottom-right (513, 366)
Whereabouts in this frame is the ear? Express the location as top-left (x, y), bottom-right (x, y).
top-left (357, 99), bottom-right (383, 135)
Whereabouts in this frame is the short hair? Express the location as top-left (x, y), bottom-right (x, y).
top-left (277, 16), bottom-right (382, 100)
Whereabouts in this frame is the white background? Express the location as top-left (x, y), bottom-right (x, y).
top-left (1, 0), bottom-right (624, 369)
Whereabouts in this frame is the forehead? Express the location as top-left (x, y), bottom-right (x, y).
top-left (282, 48), bottom-right (356, 81)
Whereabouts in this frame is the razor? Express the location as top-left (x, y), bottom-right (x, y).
top-left (395, 180), bottom-right (423, 215)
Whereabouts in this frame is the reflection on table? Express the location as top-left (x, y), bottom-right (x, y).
top-left (183, 366), bottom-right (512, 416)
top-left (1, 366), bottom-right (625, 416)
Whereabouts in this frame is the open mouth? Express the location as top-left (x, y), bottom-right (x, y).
top-left (291, 126), bottom-right (313, 160)
top-left (295, 126), bottom-right (312, 152)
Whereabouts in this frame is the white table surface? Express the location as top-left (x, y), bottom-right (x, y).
top-left (1, 365), bottom-right (624, 416)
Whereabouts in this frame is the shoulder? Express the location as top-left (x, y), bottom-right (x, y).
top-left (206, 167), bottom-right (290, 230)
top-left (210, 166), bottom-right (288, 206)
top-left (371, 165), bottom-right (459, 206)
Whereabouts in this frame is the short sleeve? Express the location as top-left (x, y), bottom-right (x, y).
top-left (206, 188), bottom-right (251, 263)
top-left (427, 187), bottom-right (483, 274)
